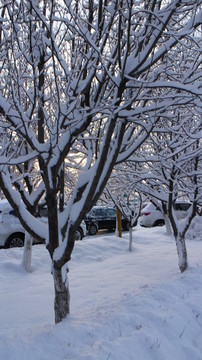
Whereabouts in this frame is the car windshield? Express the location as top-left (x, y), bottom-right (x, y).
top-left (175, 202), bottom-right (191, 211)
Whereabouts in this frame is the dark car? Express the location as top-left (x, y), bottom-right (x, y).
top-left (84, 206), bottom-right (129, 235)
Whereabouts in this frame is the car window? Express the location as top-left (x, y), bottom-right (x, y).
top-left (9, 209), bottom-right (17, 217)
top-left (87, 209), bottom-right (95, 217)
top-left (182, 203), bottom-right (191, 211)
top-left (107, 208), bottom-right (116, 217)
top-left (96, 209), bottom-right (105, 216)
top-left (175, 203), bottom-right (191, 211)
top-left (92, 209), bottom-right (100, 216)
top-left (175, 203), bottom-right (181, 211)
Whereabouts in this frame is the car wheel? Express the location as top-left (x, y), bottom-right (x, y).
top-left (6, 233), bottom-right (25, 248)
top-left (74, 228), bottom-right (83, 241)
top-left (88, 223), bottom-right (98, 235)
top-left (153, 220), bottom-right (165, 227)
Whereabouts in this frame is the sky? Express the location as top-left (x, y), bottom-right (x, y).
top-left (0, 222), bottom-right (202, 360)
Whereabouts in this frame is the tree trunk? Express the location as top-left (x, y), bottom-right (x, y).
top-left (129, 226), bottom-right (133, 252)
top-left (116, 208), bottom-right (122, 238)
top-left (175, 233), bottom-right (188, 273)
top-left (22, 232), bottom-right (33, 273)
top-left (53, 265), bottom-right (70, 324)
top-left (164, 215), bottom-right (172, 236)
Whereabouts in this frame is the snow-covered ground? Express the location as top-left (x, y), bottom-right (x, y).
top-left (0, 224), bottom-right (202, 360)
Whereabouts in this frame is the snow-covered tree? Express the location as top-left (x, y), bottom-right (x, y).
top-left (105, 166), bottom-right (142, 251)
top-left (121, 104), bottom-right (202, 272)
top-left (0, 1), bottom-right (201, 322)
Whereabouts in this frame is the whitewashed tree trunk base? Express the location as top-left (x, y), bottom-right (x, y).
top-left (22, 233), bottom-right (33, 273)
top-left (175, 234), bottom-right (188, 273)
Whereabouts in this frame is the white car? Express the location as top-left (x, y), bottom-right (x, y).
top-left (139, 203), bottom-right (165, 227)
top-left (0, 200), bottom-right (86, 248)
top-left (0, 200), bottom-right (28, 248)
top-left (174, 201), bottom-right (192, 220)
top-left (139, 201), bottom-right (192, 227)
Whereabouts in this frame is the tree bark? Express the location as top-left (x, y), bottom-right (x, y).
top-left (175, 233), bottom-right (188, 273)
top-left (116, 207), bottom-right (122, 238)
top-left (53, 265), bottom-right (70, 324)
top-left (129, 226), bottom-right (133, 252)
top-left (164, 215), bottom-right (172, 236)
top-left (22, 232), bottom-right (33, 273)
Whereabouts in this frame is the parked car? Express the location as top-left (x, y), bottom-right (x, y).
top-left (0, 200), bottom-right (86, 248)
top-left (38, 206), bottom-right (86, 241)
top-left (84, 206), bottom-right (129, 235)
top-left (139, 203), bottom-right (165, 227)
top-left (74, 221), bottom-right (87, 240)
top-left (174, 201), bottom-right (192, 220)
top-left (0, 200), bottom-right (28, 248)
top-left (139, 201), bottom-right (192, 227)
